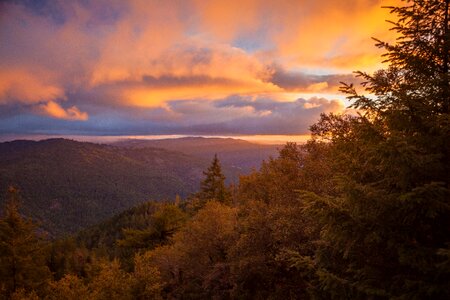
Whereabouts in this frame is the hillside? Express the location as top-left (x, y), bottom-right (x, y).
top-left (112, 137), bottom-right (281, 174)
top-left (0, 139), bottom-right (207, 236)
top-left (75, 200), bottom-right (170, 261)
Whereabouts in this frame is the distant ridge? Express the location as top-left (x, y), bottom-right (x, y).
top-left (0, 138), bottom-right (207, 236)
top-left (112, 136), bottom-right (280, 174)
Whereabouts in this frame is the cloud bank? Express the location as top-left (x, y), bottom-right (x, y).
top-left (0, 0), bottom-right (397, 136)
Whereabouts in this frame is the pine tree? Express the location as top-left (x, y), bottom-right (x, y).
top-left (0, 187), bottom-right (51, 298)
top-left (117, 203), bottom-right (186, 252)
top-left (197, 154), bottom-right (230, 205)
top-left (296, 1), bottom-right (450, 298)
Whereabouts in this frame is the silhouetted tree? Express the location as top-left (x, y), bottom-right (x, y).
top-left (197, 154), bottom-right (231, 205)
top-left (295, 0), bottom-right (450, 298)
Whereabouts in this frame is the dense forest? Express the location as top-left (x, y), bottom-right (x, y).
top-left (1, 1), bottom-right (450, 299)
top-left (0, 138), bottom-right (276, 235)
top-left (0, 139), bottom-right (208, 235)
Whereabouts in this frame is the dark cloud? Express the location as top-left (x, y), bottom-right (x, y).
top-left (141, 75), bottom-right (242, 88)
top-left (215, 95), bottom-right (286, 112)
top-left (271, 66), bottom-right (362, 92)
top-left (207, 96), bottom-right (343, 134)
top-left (0, 95), bottom-right (343, 136)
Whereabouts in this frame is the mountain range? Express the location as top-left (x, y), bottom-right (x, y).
top-left (0, 137), bottom-right (280, 236)
top-left (111, 136), bottom-right (280, 175)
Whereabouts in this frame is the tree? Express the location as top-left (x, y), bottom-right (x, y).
top-left (46, 274), bottom-right (90, 300)
top-left (197, 154), bottom-right (231, 205)
top-left (0, 187), bottom-right (51, 298)
top-left (89, 260), bottom-right (134, 300)
top-left (296, 1), bottom-right (450, 298)
top-left (239, 142), bottom-right (335, 205)
top-left (238, 143), bottom-right (304, 205)
top-left (228, 199), bottom-right (314, 299)
top-left (235, 143), bottom-right (322, 298)
top-left (117, 203), bottom-right (186, 253)
top-left (146, 202), bottom-right (238, 298)
top-left (131, 252), bottom-right (163, 300)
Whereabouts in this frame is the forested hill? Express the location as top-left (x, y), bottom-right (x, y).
top-left (0, 138), bottom-right (209, 236)
top-left (111, 137), bottom-right (280, 174)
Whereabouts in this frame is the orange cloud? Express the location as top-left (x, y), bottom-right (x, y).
top-left (187, 0), bottom-right (401, 73)
top-left (88, 0), bottom-right (186, 86)
top-left (39, 101), bottom-right (88, 121)
top-left (271, 0), bottom-right (402, 72)
top-left (0, 69), bottom-right (65, 104)
top-left (84, 0), bottom-right (400, 98)
top-left (90, 42), bottom-right (273, 84)
top-left (192, 0), bottom-right (261, 41)
top-left (1, 0), bottom-right (401, 120)
top-left (90, 41), bottom-right (280, 107)
top-left (122, 78), bottom-right (280, 107)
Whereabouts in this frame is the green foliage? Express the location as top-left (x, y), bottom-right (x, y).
top-left (117, 203), bottom-right (187, 252)
top-left (76, 201), bottom-right (161, 253)
top-left (75, 201), bottom-right (187, 272)
top-left (0, 187), bottom-right (51, 298)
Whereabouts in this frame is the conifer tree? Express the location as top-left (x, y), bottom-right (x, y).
top-left (0, 187), bottom-right (50, 298)
top-left (198, 154), bottom-right (230, 205)
top-left (295, 1), bottom-right (450, 298)
top-left (117, 203), bottom-right (186, 252)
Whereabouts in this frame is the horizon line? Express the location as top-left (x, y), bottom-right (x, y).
top-left (0, 134), bottom-right (311, 145)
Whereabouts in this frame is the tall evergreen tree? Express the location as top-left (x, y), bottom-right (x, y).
top-left (0, 187), bottom-right (50, 298)
top-left (295, 1), bottom-right (450, 298)
top-left (197, 154), bottom-right (230, 205)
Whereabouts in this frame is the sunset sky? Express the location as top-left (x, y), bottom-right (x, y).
top-left (0, 0), bottom-right (398, 142)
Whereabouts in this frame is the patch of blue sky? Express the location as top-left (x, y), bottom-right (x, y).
top-left (13, 0), bottom-right (67, 25)
top-left (288, 67), bottom-right (347, 76)
top-left (232, 27), bottom-right (274, 53)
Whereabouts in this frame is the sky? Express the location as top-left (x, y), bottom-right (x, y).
top-left (0, 0), bottom-right (398, 142)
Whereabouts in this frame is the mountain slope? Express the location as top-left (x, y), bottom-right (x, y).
top-left (112, 137), bottom-right (280, 174)
top-left (0, 139), bottom-right (207, 236)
